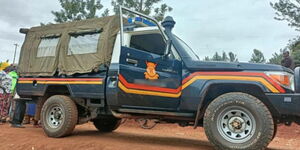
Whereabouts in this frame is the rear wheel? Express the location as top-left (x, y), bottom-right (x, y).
top-left (204, 92), bottom-right (274, 150)
top-left (93, 117), bottom-right (121, 132)
top-left (41, 95), bottom-right (78, 138)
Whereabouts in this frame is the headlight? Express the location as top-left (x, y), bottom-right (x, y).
top-left (265, 71), bottom-right (294, 91)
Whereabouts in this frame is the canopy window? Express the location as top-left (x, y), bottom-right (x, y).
top-left (68, 32), bottom-right (100, 55)
top-left (18, 15), bottom-right (121, 76)
top-left (37, 37), bottom-right (60, 57)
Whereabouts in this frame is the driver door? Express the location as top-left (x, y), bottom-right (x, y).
top-left (118, 33), bottom-right (182, 110)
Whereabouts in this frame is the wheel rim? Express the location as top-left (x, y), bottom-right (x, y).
top-left (46, 105), bottom-right (64, 129)
top-left (217, 106), bottom-right (256, 143)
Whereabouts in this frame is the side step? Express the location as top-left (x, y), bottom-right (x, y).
top-left (118, 108), bottom-right (194, 117)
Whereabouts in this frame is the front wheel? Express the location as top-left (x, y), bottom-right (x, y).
top-left (204, 92), bottom-right (274, 150)
top-left (41, 95), bottom-right (78, 138)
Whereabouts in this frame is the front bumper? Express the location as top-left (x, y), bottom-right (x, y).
top-left (266, 93), bottom-right (300, 117)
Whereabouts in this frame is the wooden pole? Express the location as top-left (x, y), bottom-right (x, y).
top-left (13, 43), bottom-right (18, 65)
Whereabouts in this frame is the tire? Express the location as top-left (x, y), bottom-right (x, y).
top-left (93, 117), bottom-right (121, 132)
top-left (41, 95), bottom-right (78, 138)
top-left (203, 92), bottom-right (274, 150)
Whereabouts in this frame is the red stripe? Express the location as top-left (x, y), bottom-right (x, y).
top-left (119, 74), bottom-right (181, 94)
top-left (19, 78), bottom-right (102, 81)
top-left (182, 72), bottom-right (285, 93)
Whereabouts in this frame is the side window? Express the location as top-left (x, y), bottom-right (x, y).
top-left (37, 37), bottom-right (60, 57)
top-left (68, 32), bottom-right (100, 55)
top-left (130, 33), bottom-right (166, 55)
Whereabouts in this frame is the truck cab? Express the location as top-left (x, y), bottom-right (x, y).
top-left (16, 7), bottom-right (300, 150)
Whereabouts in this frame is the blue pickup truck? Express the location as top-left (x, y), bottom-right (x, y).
top-left (16, 7), bottom-right (300, 150)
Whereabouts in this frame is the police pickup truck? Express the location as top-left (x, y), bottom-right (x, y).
top-left (16, 7), bottom-right (300, 150)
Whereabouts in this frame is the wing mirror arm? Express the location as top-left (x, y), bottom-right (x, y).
top-left (163, 40), bottom-right (172, 59)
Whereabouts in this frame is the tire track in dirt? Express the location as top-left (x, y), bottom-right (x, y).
top-left (0, 120), bottom-right (299, 150)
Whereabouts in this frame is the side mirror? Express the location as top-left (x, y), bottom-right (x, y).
top-left (163, 40), bottom-right (172, 59)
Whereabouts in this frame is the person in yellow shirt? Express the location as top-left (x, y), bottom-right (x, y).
top-left (0, 61), bottom-right (10, 71)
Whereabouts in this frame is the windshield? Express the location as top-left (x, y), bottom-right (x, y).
top-left (174, 36), bottom-right (199, 60)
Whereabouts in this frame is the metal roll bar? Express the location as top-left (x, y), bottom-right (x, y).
top-left (119, 6), bottom-right (168, 47)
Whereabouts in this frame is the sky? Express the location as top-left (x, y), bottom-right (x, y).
top-left (0, 0), bottom-right (298, 63)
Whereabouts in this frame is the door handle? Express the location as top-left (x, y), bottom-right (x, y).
top-left (126, 58), bottom-right (138, 65)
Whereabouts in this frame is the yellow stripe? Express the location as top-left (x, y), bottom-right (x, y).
top-left (18, 81), bottom-right (32, 84)
top-left (182, 75), bottom-right (279, 93)
top-left (118, 82), bottom-right (181, 98)
top-left (20, 76), bottom-right (278, 97)
top-left (18, 81), bottom-right (102, 85)
top-left (119, 75), bottom-right (280, 97)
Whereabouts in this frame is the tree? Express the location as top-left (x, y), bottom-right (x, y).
top-left (221, 52), bottom-right (229, 62)
top-left (111, 0), bottom-right (172, 21)
top-left (228, 52), bottom-right (238, 62)
top-left (204, 56), bottom-right (211, 61)
top-left (292, 50), bottom-right (300, 67)
top-left (287, 36), bottom-right (300, 51)
top-left (283, 37), bottom-right (300, 66)
top-left (51, 0), bottom-right (106, 23)
top-left (270, 0), bottom-right (300, 31)
top-left (270, 1), bottom-right (300, 66)
top-left (268, 51), bottom-right (283, 65)
top-left (101, 8), bottom-right (110, 17)
top-left (204, 51), bottom-right (238, 62)
top-left (249, 49), bottom-right (266, 63)
top-left (211, 52), bottom-right (223, 61)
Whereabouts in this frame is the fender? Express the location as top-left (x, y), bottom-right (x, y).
top-left (43, 84), bottom-right (73, 96)
top-left (182, 80), bottom-right (276, 128)
top-left (179, 79), bottom-right (269, 111)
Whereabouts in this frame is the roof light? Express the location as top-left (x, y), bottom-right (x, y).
top-left (127, 17), bottom-right (156, 27)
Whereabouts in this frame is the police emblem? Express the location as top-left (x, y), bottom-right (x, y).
top-left (144, 61), bottom-right (159, 80)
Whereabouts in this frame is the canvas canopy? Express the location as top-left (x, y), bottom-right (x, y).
top-left (18, 15), bottom-right (120, 76)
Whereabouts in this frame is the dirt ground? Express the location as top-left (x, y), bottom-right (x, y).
top-left (0, 120), bottom-right (299, 150)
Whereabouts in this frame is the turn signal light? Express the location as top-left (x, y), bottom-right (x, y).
top-left (266, 71), bottom-right (294, 91)
top-left (268, 74), bottom-right (290, 86)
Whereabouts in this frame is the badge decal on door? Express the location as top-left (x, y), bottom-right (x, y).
top-left (145, 61), bottom-right (159, 80)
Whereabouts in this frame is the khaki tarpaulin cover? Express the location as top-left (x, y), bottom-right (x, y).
top-left (18, 15), bottom-right (120, 76)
